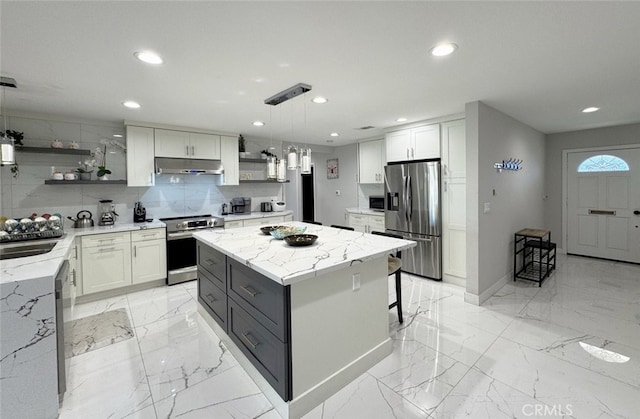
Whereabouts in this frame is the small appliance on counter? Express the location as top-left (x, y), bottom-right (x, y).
top-left (67, 210), bottom-right (94, 229)
top-left (98, 199), bottom-right (118, 226)
top-left (272, 200), bottom-right (286, 212)
top-left (231, 197), bottom-right (251, 214)
top-left (369, 195), bottom-right (385, 212)
top-left (260, 202), bottom-right (273, 212)
top-left (221, 202), bottom-right (230, 215)
top-left (133, 202), bottom-right (147, 223)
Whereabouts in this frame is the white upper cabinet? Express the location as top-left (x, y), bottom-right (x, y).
top-left (219, 135), bottom-right (239, 185)
top-left (154, 129), bottom-right (220, 159)
top-left (358, 139), bottom-right (385, 183)
top-left (385, 123), bottom-right (440, 163)
top-left (126, 125), bottom-right (155, 187)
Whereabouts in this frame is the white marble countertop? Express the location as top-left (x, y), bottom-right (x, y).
top-left (193, 222), bottom-right (415, 286)
top-left (345, 207), bottom-right (386, 216)
top-left (0, 220), bottom-right (165, 284)
top-left (222, 210), bottom-right (293, 222)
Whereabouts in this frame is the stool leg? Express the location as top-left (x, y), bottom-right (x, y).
top-left (395, 271), bottom-right (403, 324)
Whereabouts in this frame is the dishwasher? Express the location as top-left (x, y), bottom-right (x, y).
top-left (55, 260), bottom-right (69, 402)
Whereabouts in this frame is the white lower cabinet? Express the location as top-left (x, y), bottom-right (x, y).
top-left (347, 212), bottom-right (385, 233)
top-left (131, 229), bottom-right (167, 285)
top-left (80, 228), bottom-right (166, 295)
top-left (82, 234), bottom-right (132, 294)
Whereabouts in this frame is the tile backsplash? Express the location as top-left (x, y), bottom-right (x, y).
top-left (0, 113), bottom-right (284, 226)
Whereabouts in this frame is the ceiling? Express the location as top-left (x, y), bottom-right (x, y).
top-left (2, 1), bottom-right (640, 146)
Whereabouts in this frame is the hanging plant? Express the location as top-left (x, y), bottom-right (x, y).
top-left (1, 130), bottom-right (24, 147)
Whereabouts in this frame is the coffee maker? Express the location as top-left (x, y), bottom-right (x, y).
top-left (98, 199), bottom-right (118, 226)
top-left (133, 202), bottom-right (147, 222)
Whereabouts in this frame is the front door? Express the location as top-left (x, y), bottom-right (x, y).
top-left (567, 148), bottom-right (640, 262)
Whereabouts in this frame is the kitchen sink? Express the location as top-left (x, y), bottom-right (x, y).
top-left (0, 241), bottom-right (58, 260)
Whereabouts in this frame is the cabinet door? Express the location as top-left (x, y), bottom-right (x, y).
top-left (82, 243), bottom-right (132, 294)
top-left (412, 124), bottom-right (440, 160)
top-left (190, 133), bottom-right (221, 159)
top-left (441, 119), bottom-right (466, 179)
top-left (358, 140), bottom-right (383, 183)
top-left (154, 129), bottom-right (189, 158)
top-left (385, 130), bottom-right (411, 163)
top-left (368, 214), bottom-right (385, 233)
top-left (126, 126), bottom-right (155, 187)
top-left (347, 213), bottom-right (368, 233)
top-left (220, 135), bottom-right (239, 185)
top-left (132, 239), bottom-right (166, 284)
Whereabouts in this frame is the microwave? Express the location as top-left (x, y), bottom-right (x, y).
top-left (369, 196), bottom-right (385, 211)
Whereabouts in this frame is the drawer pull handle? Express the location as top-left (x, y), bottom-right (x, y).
top-left (240, 285), bottom-right (258, 298)
top-left (99, 238), bottom-right (115, 242)
top-left (206, 293), bottom-right (216, 302)
top-left (589, 209), bottom-right (616, 216)
top-left (205, 259), bottom-right (216, 266)
top-left (98, 247), bottom-right (116, 252)
top-left (241, 332), bottom-right (259, 349)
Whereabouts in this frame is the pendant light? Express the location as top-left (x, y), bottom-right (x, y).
top-left (0, 78), bottom-right (17, 166)
top-left (266, 107), bottom-right (277, 180)
top-left (299, 92), bottom-right (312, 174)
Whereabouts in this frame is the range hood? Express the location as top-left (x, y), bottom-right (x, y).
top-left (155, 157), bottom-right (224, 175)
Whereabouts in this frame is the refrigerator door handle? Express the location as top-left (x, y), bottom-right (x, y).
top-left (403, 175), bottom-right (409, 223)
top-left (407, 175), bottom-right (412, 221)
top-left (402, 235), bottom-right (433, 242)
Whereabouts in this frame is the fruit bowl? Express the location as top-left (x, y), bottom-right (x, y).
top-left (269, 225), bottom-right (307, 240)
top-left (284, 234), bottom-right (318, 247)
top-left (260, 225), bottom-right (283, 235)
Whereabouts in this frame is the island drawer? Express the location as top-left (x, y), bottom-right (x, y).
top-left (227, 258), bottom-right (290, 342)
top-left (198, 269), bottom-right (227, 331)
top-left (197, 242), bottom-right (226, 288)
top-left (228, 299), bottom-right (290, 401)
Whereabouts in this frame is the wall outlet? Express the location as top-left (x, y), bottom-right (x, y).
top-left (483, 202), bottom-right (491, 213)
top-left (352, 273), bottom-right (361, 291)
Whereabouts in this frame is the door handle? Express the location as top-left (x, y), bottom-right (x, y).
top-left (191, 146), bottom-right (195, 156)
top-left (634, 210), bottom-right (640, 215)
top-left (407, 175), bottom-right (412, 221)
top-left (589, 209), bottom-right (616, 215)
top-left (185, 145), bottom-right (189, 156)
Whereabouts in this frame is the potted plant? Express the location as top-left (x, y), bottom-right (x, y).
top-left (2, 130), bottom-right (24, 147)
top-left (75, 165), bottom-right (93, 180)
top-left (94, 145), bottom-right (112, 180)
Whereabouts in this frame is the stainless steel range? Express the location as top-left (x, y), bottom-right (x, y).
top-left (160, 214), bottom-right (225, 285)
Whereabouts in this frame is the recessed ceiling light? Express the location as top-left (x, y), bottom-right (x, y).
top-left (252, 121), bottom-right (265, 127)
top-left (122, 101), bottom-right (141, 109)
top-left (582, 107), bottom-right (600, 113)
top-left (429, 43), bottom-right (458, 57)
top-left (113, 134), bottom-right (123, 138)
top-left (312, 97), bottom-right (328, 104)
top-left (134, 51), bottom-right (163, 65)
top-left (330, 132), bottom-right (339, 137)
top-left (396, 117), bottom-right (408, 122)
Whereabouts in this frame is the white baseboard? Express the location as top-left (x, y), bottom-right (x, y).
top-left (464, 272), bottom-right (510, 306)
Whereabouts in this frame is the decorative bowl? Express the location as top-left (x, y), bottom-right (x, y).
top-left (260, 225), bottom-right (283, 235)
top-left (270, 225), bottom-right (307, 240)
top-left (284, 234), bottom-right (318, 247)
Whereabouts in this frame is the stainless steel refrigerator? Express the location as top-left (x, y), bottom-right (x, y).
top-left (384, 161), bottom-right (442, 280)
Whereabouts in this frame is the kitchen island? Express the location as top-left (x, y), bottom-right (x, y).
top-left (193, 223), bottom-right (415, 419)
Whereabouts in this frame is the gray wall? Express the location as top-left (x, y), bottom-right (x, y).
top-left (314, 144), bottom-right (358, 226)
top-left (544, 123), bottom-right (640, 244)
top-left (466, 101), bottom-right (546, 300)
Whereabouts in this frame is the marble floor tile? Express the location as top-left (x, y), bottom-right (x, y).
top-left (136, 313), bottom-right (239, 403)
top-left (301, 373), bottom-right (428, 419)
top-left (475, 336), bottom-right (638, 419)
top-left (431, 367), bottom-right (557, 419)
top-left (367, 338), bottom-right (470, 414)
top-left (152, 366), bottom-right (276, 419)
top-left (394, 307), bottom-right (500, 367)
top-left (60, 338), bottom-right (154, 419)
top-left (127, 285), bottom-right (196, 328)
top-left (502, 317), bottom-right (640, 388)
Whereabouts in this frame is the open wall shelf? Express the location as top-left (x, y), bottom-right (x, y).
top-left (17, 146), bottom-right (91, 156)
top-left (44, 180), bottom-right (126, 185)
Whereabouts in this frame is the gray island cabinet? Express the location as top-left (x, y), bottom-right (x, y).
top-left (193, 223), bottom-right (415, 419)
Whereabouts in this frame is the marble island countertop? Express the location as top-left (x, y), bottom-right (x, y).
top-left (0, 220), bottom-right (166, 284)
top-left (194, 222), bottom-right (416, 286)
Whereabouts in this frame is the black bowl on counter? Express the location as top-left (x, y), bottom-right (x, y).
top-left (284, 234), bottom-right (318, 247)
top-left (260, 225), bottom-right (284, 235)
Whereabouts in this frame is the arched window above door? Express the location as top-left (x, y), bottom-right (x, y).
top-left (577, 155), bottom-right (630, 172)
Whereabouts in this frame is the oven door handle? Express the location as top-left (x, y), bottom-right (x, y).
top-left (167, 231), bottom-right (194, 240)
